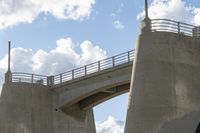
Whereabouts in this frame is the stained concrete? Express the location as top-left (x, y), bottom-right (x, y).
top-left (125, 32), bottom-right (200, 133)
top-left (0, 83), bottom-right (96, 133)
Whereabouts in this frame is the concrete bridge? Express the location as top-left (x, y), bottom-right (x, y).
top-left (0, 49), bottom-right (135, 133)
top-left (1, 0), bottom-right (200, 132)
top-left (11, 49), bottom-right (134, 112)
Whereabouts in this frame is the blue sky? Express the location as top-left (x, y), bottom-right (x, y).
top-left (0, 0), bottom-right (199, 132)
top-left (0, 0), bottom-right (142, 57)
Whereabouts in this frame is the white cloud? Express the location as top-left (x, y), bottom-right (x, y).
top-left (110, 13), bottom-right (116, 17)
top-left (0, 37), bottom-right (107, 92)
top-left (193, 8), bottom-right (200, 26)
top-left (137, 0), bottom-right (200, 25)
top-left (110, 3), bottom-right (124, 18)
top-left (113, 20), bottom-right (125, 30)
top-left (0, 69), bottom-right (4, 91)
top-left (80, 41), bottom-right (107, 65)
top-left (96, 116), bottom-right (124, 133)
top-left (0, 0), bottom-right (96, 29)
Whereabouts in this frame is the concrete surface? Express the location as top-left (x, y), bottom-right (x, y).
top-left (0, 83), bottom-right (96, 133)
top-left (125, 32), bottom-right (200, 133)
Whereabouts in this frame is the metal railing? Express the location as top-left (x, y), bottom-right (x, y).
top-left (10, 50), bottom-right (135, 86)
top-left (151, 19), bottom-right (197, 37)
top-left (12, 72), bottom-right (48, 85)
top-left (9, 19), bottom-right (199, 86)
top-left (53, 50), bottom-right (135, 85)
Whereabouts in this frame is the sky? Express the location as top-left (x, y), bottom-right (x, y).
top-left (0, 0), bottom-right (199, 133)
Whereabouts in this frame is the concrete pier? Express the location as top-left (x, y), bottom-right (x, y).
top-left (125, 31), bottom-right (200, 133)
top-left (0, 83), bottom-right (96, 133)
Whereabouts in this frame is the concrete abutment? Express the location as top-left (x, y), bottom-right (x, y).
top-left (0, 83), bottom-right (96, 133)
top-left (125, 32), bottom-right (200, 133)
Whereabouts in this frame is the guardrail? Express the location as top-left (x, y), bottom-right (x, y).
top-left (151, 19), bottom-right (197, 37)
top-left (12, 72), bottom-right (48, 85)
top-left (9, 19), bottom-right (199, 85)
top-left (10, 50), bottom-right (135, 86)
top-left (53, 50), bottom-right (135, 85)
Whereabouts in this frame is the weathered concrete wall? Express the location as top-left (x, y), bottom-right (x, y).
top-left (125, 32), bottom-right (200, 133)
top-left (0, 83), bottom-right (96, 133)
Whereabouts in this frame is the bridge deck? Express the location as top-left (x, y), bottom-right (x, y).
top-left (11, 50), bottom-right (135, 86)
top-left (9, 19), bottom-right (199, 87)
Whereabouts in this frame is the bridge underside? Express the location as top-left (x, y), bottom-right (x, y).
top-left (60, 83), bottom-right (130, 112)
top-left (0, 83), bottom-right (96, 133)
top-left (79, 83), bottom-right (130, 110)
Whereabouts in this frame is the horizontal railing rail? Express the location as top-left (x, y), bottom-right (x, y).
top-left (12, 72), bottom-right (48, 85)
top-left (53, 50), bottom-right (135, 85)
top-left (151, 19), bottom-right (197, 37)
top-left (10, 49), bottom-right (135, 86)
top-left (9, 19), bottom-right (199, 86)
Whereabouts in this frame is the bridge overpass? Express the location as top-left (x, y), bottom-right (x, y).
top-left (1, 4), bottom-right (200, 132)
top-left (10, 50), bottom-right (134, 112)
top-left (0, 49), bottom-right (135, 133)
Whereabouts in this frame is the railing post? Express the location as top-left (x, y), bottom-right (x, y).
top-left (112, 56), bottom-right (115, 67)
top-left (60, 74), bottom-right (62, 83)
top-left (98, 61), bottom-right (100, 72)
top-left (31, 74), bottom-right (34, 83)
top-left (178, 22), bottom-right (180, 34)
top-left (72, 70), bottom-right (74, 80)
top-left (193, 26), bottom-right (200, 38)
top-left (47, 76), bottom-right (54, 86)
top-left (85, 66), bottom-right (87, 76)
top-left (128, 51), bottom-right (130, 62)
top-left (5, 71), bottom-right (12, 83)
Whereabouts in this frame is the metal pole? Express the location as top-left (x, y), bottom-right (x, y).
top-left (145, 0), bottom-right (149, 18)
top-left (8, 41), bottom-right (11, 72)
top-left (178, 22), bottom-right (180, 34)
top-left (85, 66), bottom-right (87, 76)
top-left (5, 41), bottom-right (12, 83)
top-left (31, 74), bottom-right (34, 83)
top-left (72, 70), bottom-right (74, 80)
top-left (98, 61), bottom-right (100, 72)
top-left (60, 74), bottom-right (62, 83)
top-left (112, 56), bottom-right (115, 67)
top-left (128, 51), bottom-right (130, 62)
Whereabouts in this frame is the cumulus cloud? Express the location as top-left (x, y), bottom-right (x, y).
top-left (0, 69), bottom-right (5, 91)
top-left (0, 0), bottom-right (95, 29)
top-left (193, 8), bottom-right (200, 25)
top-left (0, 37), bottom-right (107, 91)
top-left (113, 20), bottom-right (125, 30)
top-left (96, 116), bottom-right (124, 133)
top-left (137, 0), bottom-right (200, 25)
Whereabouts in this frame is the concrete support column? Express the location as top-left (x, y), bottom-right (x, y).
top-left (0, 83), bottom-right (96, 133)
top-left (47, 76), bottom-right (54, 86)
top-left (125, 32), bottom-right (200, 133)
top-left (5, 71), bottom-right (12, 83)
